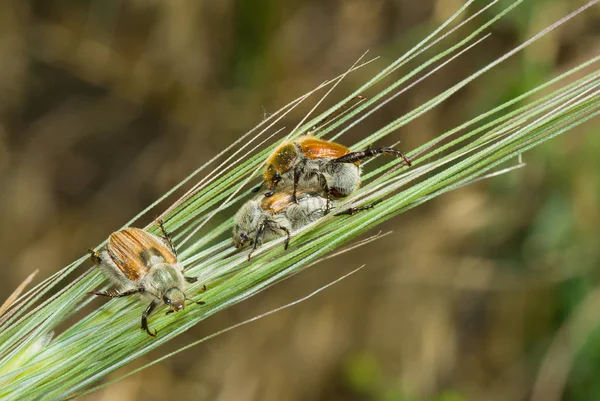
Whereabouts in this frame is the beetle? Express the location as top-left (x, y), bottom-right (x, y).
top-left (88, 220), bottom-right (203, 336)
top-left (257, 136), bottom-right (411, 204)
top-left (233, 189), bottom-right (374, 260)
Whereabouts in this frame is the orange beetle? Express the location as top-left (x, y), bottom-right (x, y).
top-left (88, 220), bottom-right (204, 336)
top-left (258, 135), bottom-right (411, 201)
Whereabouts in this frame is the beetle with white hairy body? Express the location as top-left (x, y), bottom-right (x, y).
top-left (233, 189), bottom-right (374, 261)
top-left (88, 220), bottom-right (204, 337)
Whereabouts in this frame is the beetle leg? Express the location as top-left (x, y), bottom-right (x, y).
top-left (247, 219), bottom-right (290, 260)
top-left (292, 166), bottom-right (302, 203)
top-left (290, 159), bottom-right (307, 203)
top-left (282, 227), bottom-right (291, 250)
top-left (182, 299), bottom-right (205, 307)
top-left (264, 173), bottom-right (282, 198)
top-left (268, 220), bottom-right (291, 250)
top-left (88, 288), bottom-right (145, 298)
top-left (157, 218), bottom-right (177, 257)
top-left (187, 297), bottom-right (206, 306)
top-left (332, 146), bottom-right (411, 167)
top-left (141, 300), bottom-right (159, 337)
top-left (334, 200), bottom-right (382, 216)
top-left (248, 219), bottom-right (268, 261)
top-left (317, 173), bottom-right (333, 214)
top-left (185, 292), bottom-right (206, 306)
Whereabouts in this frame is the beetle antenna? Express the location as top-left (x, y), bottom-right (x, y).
top-left (185, 296), bottom-right (206, 306)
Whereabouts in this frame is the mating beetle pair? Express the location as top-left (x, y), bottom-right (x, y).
top-left (232, 135), bottom-right (411, 259)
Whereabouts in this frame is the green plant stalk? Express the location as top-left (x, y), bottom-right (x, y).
top-left (0, 0), bottom-right (599, 399)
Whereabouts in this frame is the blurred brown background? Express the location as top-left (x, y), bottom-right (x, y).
top-left (1, 0), bottom-right (600, 400)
